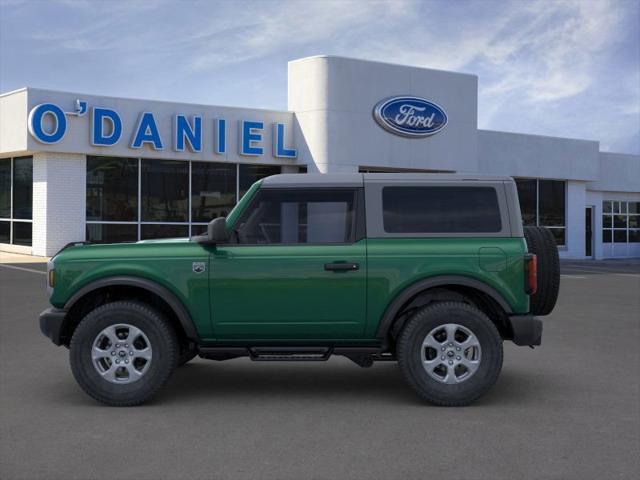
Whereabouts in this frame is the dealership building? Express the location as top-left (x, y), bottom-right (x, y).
top-left (1, 55), bottom-right (638, 258)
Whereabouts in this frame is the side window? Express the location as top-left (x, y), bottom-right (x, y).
top-left (236, 189), bottom-right (358, 245)
top-left (382, 186), bottom-right (502, 233)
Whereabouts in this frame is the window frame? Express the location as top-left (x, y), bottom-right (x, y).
top-left (227, 187), bottom-right (365, 247)
top-left (85, 157), bottom-right (284, 243)
top-left (0, 156), bottom-right (33, 246)
top-left (514, 178), bottom-right (567, 247)
top-left (381, 185), bottom-right (504, 234)
top-left (365, 181), bottom-right (512, 239)
top-left (602, 200), bottom-right (640, 245)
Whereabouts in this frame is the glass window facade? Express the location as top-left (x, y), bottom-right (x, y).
top-left (191, 162), bottom-right (236, 223)
top-left (602, 201), bottom-right (640, 244)
top-left (0, 156), bottom-right (33, 246)
top-left (141, 160), bottom-right (189, 222)
top-left (0, 159), bottom-right (11, 218)
top-left (86, 223), bottom-right (138, 244)
top-left (515, 178), bottom-right (566, 246)
top-left (239, 164), bottom-right (282, 197)
top-left (86, 156), bottom-right (283, 243)
top-left (140, 224), bottom-right (189, 240)
top-left (87, 157), bottom-right (138, 221)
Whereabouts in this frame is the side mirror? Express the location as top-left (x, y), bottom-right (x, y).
top-left (207, 217), bottom-right (230, 244)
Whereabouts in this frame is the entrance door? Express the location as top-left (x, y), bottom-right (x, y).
top-left (585, 206), bottom-right (593, 258)
top-left (210, 187), bottom-right (366, 340)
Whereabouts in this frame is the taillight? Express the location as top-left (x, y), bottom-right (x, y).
top-left (524, 254), bottom-right (537, 295)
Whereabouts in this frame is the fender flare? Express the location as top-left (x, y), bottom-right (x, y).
top-left (375, 275), bottom-right (513, 340)
top-left (64, 276), bottom-right (199, 340)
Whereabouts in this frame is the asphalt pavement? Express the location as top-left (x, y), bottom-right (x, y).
top-left (1, 259), bottom-right (639, 480)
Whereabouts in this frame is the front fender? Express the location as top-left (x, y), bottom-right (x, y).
top-left (63, 275), bottom-right (200, 340)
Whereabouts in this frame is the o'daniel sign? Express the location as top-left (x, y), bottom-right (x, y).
top-left (373, 96), bottom-right (447, 138)
top-left (27, 99), bottom-right (297, 158)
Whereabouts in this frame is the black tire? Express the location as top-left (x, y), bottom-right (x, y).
top-left (397, 302), bottom-right (503, 406)
top-left (176, 342), bottom-right (198, 367)
top-left (524, 226), bottom-right (560, 316)
top-left (69, 301), bottom-right (178, 406)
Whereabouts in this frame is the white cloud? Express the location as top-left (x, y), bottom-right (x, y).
top-left (2, 0), bottom-right (638, 153)
top-left (186, 0), bottom-right (412, 71)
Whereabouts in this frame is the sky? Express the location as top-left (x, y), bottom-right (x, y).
top-left (1, 0), bottom-right (639, 154)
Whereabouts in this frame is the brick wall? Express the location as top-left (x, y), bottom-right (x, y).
top-left (32, 152), bottom-right (86, 256)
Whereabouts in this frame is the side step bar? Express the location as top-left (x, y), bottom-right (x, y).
top-left (198, 346), bottom-right (395, 368)
top-left (250, 347), bottom-right (331, 361)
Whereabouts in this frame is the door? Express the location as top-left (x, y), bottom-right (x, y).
top-left (585, 206), bottom-right (593, 258)
top-left (210, 187), bottom-right (366, 339)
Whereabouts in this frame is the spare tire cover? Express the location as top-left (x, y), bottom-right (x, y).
top-left (523, 226), bottom-right (560, 316)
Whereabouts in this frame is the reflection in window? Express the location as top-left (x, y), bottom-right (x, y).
top-left (515, 178), bottom-right (566, 246)
top-left (12, 156), bottom-right (32, 219)
top-left (602, 200), bottom-right (640, 244)
top-left (12, 222), bottom-right (32, 246)
top-left (141, 224), bottom-right (189, 240)
top-left (84, 158), bottom-right (299, 244)
top-left (191, 224), bottom-right (208, 237)
top-left (191, 162), bottom-right (236, 222)
top-left (515, 179), bottom-right (536, 226)
top-left (613, 230), bottom-right (627, 243)
top-left (87, 157), bottom-right (138, 221)
top-left (0, 156), bottom-right (33, 246)
top-left (141, 160), bottom-right (189, 222)
top-left (539, 180), bottom-right (566, 227)
top-left (86, 224), bottom-right (138, 244)
top-left (0, 159), bottom-right (10, 218)
top-left (546, 228), bottom-right (565, 246)
top-left (383, 186), bottom-right (502, 233)
top-left (239, 164), bottom-right (281, 198)
top-left (236, 189), bottom-right (356, 245)
top-left (0, 221), bottom-right (9, 243)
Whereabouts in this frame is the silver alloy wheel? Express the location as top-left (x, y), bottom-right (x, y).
top-left (421, 323), bottom-right (481, 384)
top-left (91, 324), bottom-right (153, 384)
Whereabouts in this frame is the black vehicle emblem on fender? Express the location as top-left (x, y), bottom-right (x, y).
top-left (192, 262), bottom-right (206, 274)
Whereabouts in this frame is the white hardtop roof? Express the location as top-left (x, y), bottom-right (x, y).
top-left (261, 172), bottom-right (514, 187)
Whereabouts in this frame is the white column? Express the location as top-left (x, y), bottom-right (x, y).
top-left (32, 152), bottom-right (86, 256)
top-left (561, 180), bottom-right (586, 259)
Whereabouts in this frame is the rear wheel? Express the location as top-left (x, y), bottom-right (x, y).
top-left (397, 302), bottom-right (503, 406)
top-left (524, 226), bottom-right (560, 315)
top-left (69, 301), bottom-right (178, 406)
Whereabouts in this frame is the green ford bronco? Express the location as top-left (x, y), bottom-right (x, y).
top-left (40, 173), bottom-right (560, 407)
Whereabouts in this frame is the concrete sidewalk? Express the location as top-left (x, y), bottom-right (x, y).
top-left (0, 251), bottom-right (49, 264)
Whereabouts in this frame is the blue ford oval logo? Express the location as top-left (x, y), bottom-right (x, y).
top-left (373, 96), bottom-right (447, 138)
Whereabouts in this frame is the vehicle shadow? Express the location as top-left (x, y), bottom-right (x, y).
top-left (161, 359), bottom-right (414, 404)
top-left (155, 358), bottom-right (548, 407)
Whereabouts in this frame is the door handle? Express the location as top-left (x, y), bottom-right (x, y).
top-left (324, 262), bottom-right (359, 272)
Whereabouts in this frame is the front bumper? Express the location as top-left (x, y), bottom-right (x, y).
top-left (39, 308), bottom-right (67, 346)
top-left (508, 314), bottom-right (543, 346)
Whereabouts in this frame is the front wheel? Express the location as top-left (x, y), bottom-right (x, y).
top-left (397, 302), bottom-right (503, 406)
top-left (69, 301), bottom-right (178, 406)
top-left (176, 342), bottom-right (198, 367)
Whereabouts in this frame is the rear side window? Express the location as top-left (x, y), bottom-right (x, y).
top-left (382, 186), bottom-right (502, 233)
